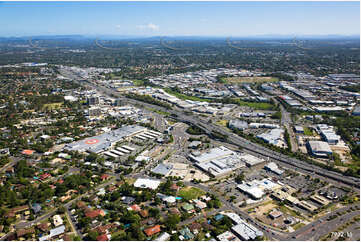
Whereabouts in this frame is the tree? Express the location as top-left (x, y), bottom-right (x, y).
top-left (235, 173), bottom-right (245, 184)
top-left (86, 230), bottom-right (98, 241)
top-left (57, 206), bottom-right (66, 214)
top-left (166, 214), bottom-right (180, 230)
top-left (149, 207), bottom-right (160, 218)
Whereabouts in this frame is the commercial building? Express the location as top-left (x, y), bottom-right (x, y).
top-left (239, 154), bottom-right (264, 167)
top-left (314, 106), bottom-right (344, 112)
top-left (237, 179), bottom-right (280, 200)
top-left (316, 124), bottom-right (340, 145)
top-left (188, 141), bottom-right (202, 149)
top-left (155, 232), bottom-right (171, 241)
top-left (307, 141), bottom-right (333, 158)
top-left (249, 123), bottom-right (280, 129)
top-left (151, 163), bottom-right (173, 176)
top-left (231, 220), bottom-right (263, 240)
top-left (53, 214), bottom-right (63, 227)
top-left (87, 96), bottom-right (100, 105)
top-left (64, 125), bottom-right (147, 154)
top-left (229, 120), bottom-right (248, 130)
top-left (257, 129), bottom-right (284, 146)
top-left (189, 146), bottom-right (245, 177)
top-left (217, 231), bottom-right (240, 241)
top-left (264, 162), bottom-right (284, 175)
top-left (39, 225), bottom-right (65, 241)
top-left (134, 178), bottom-right (160, 190)
top-left (294, 126), bottom-right (304, 134)
top-left (328, 74), bottom-right (360, 82)
top-left (310, 195), bottom-right (330, 206)
top-left (352, 105), bottom-right (360, 116)
top-left (298, 200), bottom-right (318, 212)
top-left (189, 146), bottom-right (234, 163)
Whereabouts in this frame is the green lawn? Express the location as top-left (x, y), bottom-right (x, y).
top-left (164, 88), bottom-right (211, 102)
top-left (216, 120), bottom-right (229, 127)
top-left (224, 76), bottom-right (279, 84)
top-left (278, 205), bottom-right (303, 219)
top-left (237, 100), bottom-right (275, 110)
top-left (146, 107), bottom-right (171, 116)
top-left (178, 187), bottom-right (205, 200)
top-left (292, 222), bottom-right (306, 230)
top-left (42, 102), bottom-right (63, 110)
top-left (132, 79), bottom-right (145, 86)
top-left (303, 127), bottom-right (314, 136)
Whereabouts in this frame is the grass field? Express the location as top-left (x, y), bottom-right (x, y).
top-left (146, 107), bottom-right (171, 116)
top-left (237, 100), bottom-right (276, 110)
top-left (303, 127), bottom-right (314, 136)
top-left (292, 222), bottom-right (306, 230)
top-left (279, 205), bottom-right (304, 220)
top-left (178, 186), bottom-right (205, 200)
top-left (164, 88), bottom-right (211, 102)
top-left (224, 76), bottom-right (279, 84)
top-left (42, 102), bottom-right (63, 110)
top-left (132, 79), bottom-right (145, 86)
top-left (216, 120), bottom-right (228, 127)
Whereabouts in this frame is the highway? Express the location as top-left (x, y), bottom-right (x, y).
top-left (59, 69), bottom-right (359, 189)
top-left (286, 204), bottom-right (360, 241)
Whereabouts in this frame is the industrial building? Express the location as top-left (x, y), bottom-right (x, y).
top-left (307, 141), bottom-right (333, 158)
top-left (217, 231), bottom-right (240, 241)
top-left (231, 220), bottom-right (263, 240)
top-left (316, 124), bottom-right (340, 145)
top-left (228, 120), bottom-right (248, 130)
top-left (239, 154), bottom-right (264, 167)
top-left (87, 96), bottom-right (100, 105)
top-left (264, 162), bottom-right (284, 175)
top-left (237, 179), bottom-right (280, 200)
top-left (64, 125), bottom-right (147, 153)
top-left (257, 129), bottom-right (284, 146)
top-left (250, 123), bottom-right (280, 129)
top-left (134, 178), bottom-right (161, 190)
top-left (189, 146), bottom-right (245, 177)
top-left (294, 126), bottom-right (304, 134)
top-left (151, 163), bottom-right (173, 176)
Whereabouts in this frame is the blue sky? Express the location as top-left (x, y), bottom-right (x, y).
top-left (0, 1), bottom-right (359, 37)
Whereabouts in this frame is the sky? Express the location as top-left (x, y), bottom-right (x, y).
top-left (0, 1), bottom-right (360, 37)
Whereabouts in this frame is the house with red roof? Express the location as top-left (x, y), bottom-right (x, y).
top-left (139, 210), bottom-right (149, 218)
top-left (85, 209), bottom-right (105, 218)
top-left (96, 234), bottom-right (109, 241)
top-left (39, 173), bottom-right (51, 180)
top-left (22, 149), bottom-right (35, 155)
top-left (100, 174), bottom-right (109, 181)
top-left (130, 204), bottom-right (141, 212)
top-left (144, 225), bottom-right (161, 237)
top-left (171, 183), bottom-right (179, 191)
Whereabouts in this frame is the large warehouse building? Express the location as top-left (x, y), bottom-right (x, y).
top-left (188, 146), bottom-right (246, 177)
top-left (307, 140), bottom-right (333, 158)
top-left (63, 125), bottom-right (147, 153)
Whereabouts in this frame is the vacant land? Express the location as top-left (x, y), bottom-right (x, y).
top-left (164, 88), bottom-right (211, 102)
top-left (224, 76), bottom-right (279, 84)
top-left (178, 186), bottom-right (205, 200)
top-left (216, 120), bottom-right (228, 127)
top-left (132, 79), bottom-right (145, 86)
top-left (42, 102), bottom-right (63, 110)
top-left (303, 127), bottom-right (314, 136)
top-left (146, 107), bottom-right (171, 116)
top-left (238, 100), bottom-right (276, 110)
